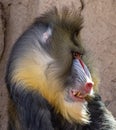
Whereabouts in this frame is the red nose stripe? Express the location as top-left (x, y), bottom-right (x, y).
top-left (79, 59), bottom-right (84, 70)
top-left (76, 54), bottom-right (85, 70)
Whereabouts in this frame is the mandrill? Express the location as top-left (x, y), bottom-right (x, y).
top-left (5, 7), bottom-right (116, 130)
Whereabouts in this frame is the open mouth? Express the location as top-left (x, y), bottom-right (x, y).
top-left (69, 89), bottom-right (91, 102)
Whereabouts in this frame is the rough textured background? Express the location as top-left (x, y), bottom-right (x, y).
top-left (0, 0), bottom-right (116, 129)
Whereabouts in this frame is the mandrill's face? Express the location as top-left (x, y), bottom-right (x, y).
top-left (11, 9), bottom-right (98, 124)
top-left (65, 52), bottom-right (94, 103)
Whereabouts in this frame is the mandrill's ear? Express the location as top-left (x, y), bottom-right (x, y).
top-left (37, 24), bottom-right (52, 45)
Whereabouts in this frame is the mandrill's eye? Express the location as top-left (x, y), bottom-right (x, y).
top-left (73, 30), bottom-right (81, 40)
top-left (74, 32), bottom-right (79, 38)
top-left (72, 52), bottom-right (83, 59)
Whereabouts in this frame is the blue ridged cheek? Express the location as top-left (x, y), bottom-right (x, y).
top-left (72, 59), bottom-right (93, 86)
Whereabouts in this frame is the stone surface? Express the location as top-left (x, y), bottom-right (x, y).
top-left (81, 0), bottom-right (116, 117)
top-left (0, 3), bottom-right (4, 60)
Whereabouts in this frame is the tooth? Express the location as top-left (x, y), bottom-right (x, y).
top-left (77, 92), bottom-right (81, 96)
top-left (74, 92), bottom-right (78, 96)
top-left (74, 91), bottom-right (81, 97)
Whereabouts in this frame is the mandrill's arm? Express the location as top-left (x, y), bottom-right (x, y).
top-left (82, 94), bottom-right (116, 130)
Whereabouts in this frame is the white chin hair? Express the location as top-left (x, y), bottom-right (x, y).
top-left (61, 100), bottom-right (89, 124)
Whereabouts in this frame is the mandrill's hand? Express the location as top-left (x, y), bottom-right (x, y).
top-left (87, 94), bottom-right (102, 107)
top-left (84, 94), bottom-right (116, 130)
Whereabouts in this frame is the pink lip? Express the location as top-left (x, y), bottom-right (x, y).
top-left (69, 86), bottom-right (93, 102)
top-left (69, 89), bottom-right (86, 102)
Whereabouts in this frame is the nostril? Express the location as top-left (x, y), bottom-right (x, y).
top-left (84, 82), bottom-right (93, 93)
